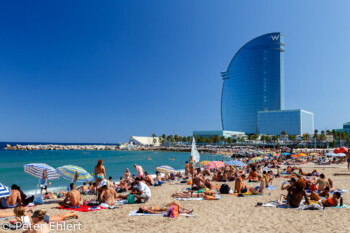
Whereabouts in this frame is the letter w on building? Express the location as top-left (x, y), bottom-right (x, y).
top-left (271, 35), bottom-right (280, 41)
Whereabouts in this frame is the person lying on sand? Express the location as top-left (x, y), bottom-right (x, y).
top-left (171, 190), bottom-right (216, 198)
top-left (0, 210), bottom-right (14, 218)
top-left (59, 183), bottom-right (81, 208)
top-left (23, 210), bottom-right (50, 233)
top-left (310, 191), bottom-right (343, 207)
top-left (137, 201), bottom-right (193, 214)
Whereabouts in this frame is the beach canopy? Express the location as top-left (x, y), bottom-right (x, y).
top-left (24, 163), bottom-right (59, 180)
top-left (334, 148), bottom-right (340, 154)
top-left (155, 165), bottom-right (176, 173)
top-left (224, 160), bottom-right (246, 167)
top-left (56, 165), bottom-right (93, 182)
top-left (199, 161), bottom-right (211, 166)
top-left (0, 182), bottom-right (11, 198)
top-left (205, 161), bottom-right (225, 170)
top-left (281, 152), bottom-right (290, 156)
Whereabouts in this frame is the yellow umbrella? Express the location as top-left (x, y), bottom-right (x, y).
top-left (249, 157), bottom-right (262, 162)
top-left (199, 161), bottom-right (211, 166)
top-left (297, 153), bottom-right (307, 157)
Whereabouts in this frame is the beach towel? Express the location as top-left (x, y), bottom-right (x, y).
top-left (128, 210), bottom-right (192, 217)
top-left (261, 201), bottom-right (323, 210)
top-left (230, 193), bottom-right (271, 197)
top-left (58, 205), bottom-right (106, 212)
top-left (175, 197), bottom-right (204, 201)
top-left (0, 216), bottom-right (13, 221)
top-left (332, 205), bottom-right (350, 209)
top-left (266, 186), bottom-right (278, 190)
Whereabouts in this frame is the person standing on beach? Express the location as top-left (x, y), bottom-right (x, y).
top-left (134, 164), bottom-right (144, 178)
top-left (124, 168), bottom-right (131, 182)
top-left (346, 150), bottom-right (350, 170)
top-left (189, 156), bottom-right (195, 177)
top-left (94, 159), bottom-right (106, 186)
top-left (185, 161), bottom-right (190, 176)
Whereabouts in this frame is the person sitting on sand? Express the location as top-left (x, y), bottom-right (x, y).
top-left (313, 174), bottom-right (330, 192)
top-left (144, 172), bottom-right (154, 186)
top-left (100, 180), bottom-right (118, 206)
top-left (2, 184), bottom-right (22, 208)
top-left (77, 182), bottom-right (88, 195)
top-left (23, 210), bottom-right (50, 233)
top-left (278, 178), bottom-right (296, 204)
top-left (124, 168), bottom-right (131, 182)
top-left (247, 168), bottom-right (258, 182)
top-left (288, 179), bottom-right (310, 208)
top-left (137, 201), bottom-right (193, 214)
top-left (310, 191), bottom-right (343, 207)
top-left (251, 175), bottom-right (265, 195)
top-left (131, 177), bottom-right (151, 202)
top-left (59, 183), bottom-right (81, 208)
top-left (191, 174), bottom-right (206, 190)
top-left (234, 174), bottom-right (247, 194)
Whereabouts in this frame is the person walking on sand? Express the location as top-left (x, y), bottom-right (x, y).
top-left (134, 164), bottom-right (144, 178)
top-left (95, 159), bottom-right (106, 186)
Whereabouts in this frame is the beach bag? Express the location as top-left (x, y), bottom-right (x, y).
top-left (166, 205), bottom-right (179, 218)
top-left (127, 194), bottom-right (135, 204)
top-left (33, 194), bottom-right (44, 205)
top-left (220, 184), bottom-right (230, 194)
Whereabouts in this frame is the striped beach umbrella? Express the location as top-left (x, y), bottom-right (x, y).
top-left (224, 160), bottom-right (246, 167)
top-left (24, 163), bottom-right (59, 180)
top-left (56, 165), bottom-right (93, 182)
top-left (199, 161), bottom-right (211, 166)
top-left (205, 161), bottom-right (225, 170)
top-left (155, 165), bottom-right (177, 173)
top-left (0, 182), bottom-right (11, 198)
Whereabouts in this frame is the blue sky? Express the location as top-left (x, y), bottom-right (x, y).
top-left (1, 0), bottom-right (349, 143)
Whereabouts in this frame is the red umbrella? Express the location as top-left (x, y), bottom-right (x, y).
top-left (334, 148), bottom-right (340, 154)
top-left (205, 161), bottom-right (225, 170)
top-left (339, 147), bottom-right (348, 153)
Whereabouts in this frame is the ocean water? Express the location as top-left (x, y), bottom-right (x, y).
top-left (0, 142), bottom-right (225, 194)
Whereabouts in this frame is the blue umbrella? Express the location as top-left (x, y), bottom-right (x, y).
top-left (224, 160), bottom-right (247, 167)
top-left (0, 182), bottom-right (11, 198)
top-left (281, 152), bottom-right (290, 156)
top-left (56, 165), bottom-right (93, 182)
top-left (24, 163), bottom-right (59, 180)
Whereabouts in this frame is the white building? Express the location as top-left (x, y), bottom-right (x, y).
top-left (130, 136), bottom-right (160, 146)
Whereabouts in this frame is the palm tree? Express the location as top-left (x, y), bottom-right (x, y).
top-left (302, 134), bottom-right (310, 148)
top-left (227, 137), bottom-right (233, 144)
top-left (319, 133), bottom-right (326, 148)
top-left (313, 130), bottom-right (319, 148)
top-left (220, 136), bottom-right (226, 145)
top-left (281, 131), bottom-right (287, 137)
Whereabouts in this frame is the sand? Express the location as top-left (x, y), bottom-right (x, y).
top-left (1, 163), bottom-right (350, 233)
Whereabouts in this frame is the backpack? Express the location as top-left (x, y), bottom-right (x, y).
top-left (220, 184), bottom-right (230, 194)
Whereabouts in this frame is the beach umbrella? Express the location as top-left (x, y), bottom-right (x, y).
top-left (297, 153), bottom-right (307, 157)
top-left (336, 153), bottom-right (346, 157)
top-left (325, 152), bottom-right (337, 157)
top-left (281, 152), bottom-right (290, 156)
top-left (224, 160), bottom-right (246, 167)
top-left (24, 163), bottom-right (59, 180)
top-left (56, 165), bottom-right (93, 182)
top-left (249, 157), bottom-right (262, 162)
top-left (155, 165), bottom-right (177, 173)
top-left (0, 182), bottom-right (11, 198)
top-left (339, 147), bottom-right (348, 153)
top-left (205, 161), bottom-right (225, 170)
top-left (310, 152), bottom-right (319, 156)
top-left (199, 161), bottom-right (211, 166)
top-left (291, 154), bottom-right (298, 158)
top-left (334, 148), bottom-right (340, 154)
top-left (274, 153), bottom-right (280, 157)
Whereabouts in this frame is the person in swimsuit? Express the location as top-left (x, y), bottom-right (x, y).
top-left (235, 174), bottom-right (247, 194)
top-left (2, 184), bottom-right (22, 208)
top-left (59, 183), bottom-right (81, 208)
top-left (124, 168), bottom-right (131, 182)
top-left (189, 156), bottom-right (195, 177)
top-left (185, 161), bottom-right (190, 176)
top-left (138, 201), bottom-right (193, 214)
top-left (314, 174), bottom-right (330, 192)
top-left (94, 159), bottom-right (106, 186)
top-left (134, 164), bottom-right (145, 178)
top-left (100, 180), bottom-right (118, 206)
top-left (171, 190), bottom-right (216, 198)
top-left (24, 210), bottom-right (50, 233)
top-left (346, 151), bottom-right (350, 171)
top-left (310, 191), bottom-right (343, 207)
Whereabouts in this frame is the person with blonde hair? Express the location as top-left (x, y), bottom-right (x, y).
top-left (100, 180), bottom-right (118, 206)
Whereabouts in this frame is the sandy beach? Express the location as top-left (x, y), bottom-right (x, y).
top-left (1, 163), bottom-right (349, 233)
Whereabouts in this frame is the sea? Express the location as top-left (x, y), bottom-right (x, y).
top-left (0, 142), bottom-right (225, 194)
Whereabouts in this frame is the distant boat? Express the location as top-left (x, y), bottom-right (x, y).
top-left (191, 137), bottom-right (200, 164)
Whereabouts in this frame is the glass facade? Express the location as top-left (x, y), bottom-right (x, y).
top-left (258, 110), bottom-right (314, 135)
top-left (221, 33), bottom-right (285, 134)
top-left (336, 122), bottom-right (350, 135)
top-left (193, 130), bottom-right (245, 138)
